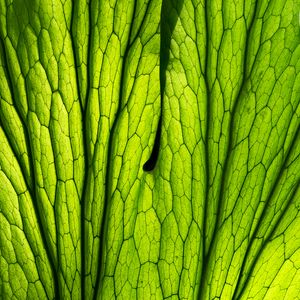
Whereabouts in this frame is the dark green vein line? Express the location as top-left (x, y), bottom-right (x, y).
top-left (198, 1), bottom-right (259, 298)
top-left (70, 0), bottom-right (86, 115)
top-left (233, 125), bottom-right (300, 299)
top-left (92, 1), bottom-right (139, 298)
top-left (198, 0), bottom-right (211, 297)
top-left (70, 1), bottom-right (91, 299)
top-left (0, 115), bottom-right (30, 192)
top-left (0, 40), bottom-right (32, 192)
top-left (0, 36), bottom-right (60, 300)
top-left (128, 0), bottom-right (152, 48)
top-left (233, 179), bottom-right (300, 299)
top-left (236, 180), bottom-right (300, 299)
top-left (0, 117), bottom-right (32, 194)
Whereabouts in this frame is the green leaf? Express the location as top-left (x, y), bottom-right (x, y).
top-left (1, 0), bottom-right (300, 299)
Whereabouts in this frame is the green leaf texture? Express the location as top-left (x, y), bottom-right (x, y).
top-left (1, 0), bottom-right (300, 299)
